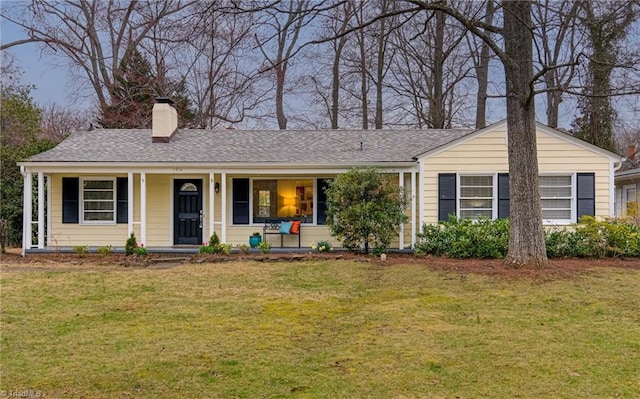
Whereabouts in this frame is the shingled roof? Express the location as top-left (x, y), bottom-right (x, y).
top-left (28, 128), bottom-right (474, 165)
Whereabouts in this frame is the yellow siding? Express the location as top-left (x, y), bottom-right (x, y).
top-left (49, 174), bottom-right (130, 247)
top-left (420, 127), bottom-right (613, 225)
top-left (145, 175), bottom-right (171, 246)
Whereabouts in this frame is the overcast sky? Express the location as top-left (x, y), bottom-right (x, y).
top-left (1, 16), bottom-right (74, 108)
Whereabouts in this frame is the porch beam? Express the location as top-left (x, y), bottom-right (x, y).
top-left (399, 172), bottom-right (404, 250)
top-left (22, 168), bottom-right (32, 255)
top-left (37, 171), bottom-right (44, 249)
top-left (209, 172), bottom-right (215, 239)
top-left (221, 172), bottom-right (227, 243)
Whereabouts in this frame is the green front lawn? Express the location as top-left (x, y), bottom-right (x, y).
top-left (2, 261), bottom-right (639, 398)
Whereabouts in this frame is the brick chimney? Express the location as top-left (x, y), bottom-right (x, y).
top-left (627, 144), bottom-right (637, 161)
top-left (152, 97), bottom-right (178, 143)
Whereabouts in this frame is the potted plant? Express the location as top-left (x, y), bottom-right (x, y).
top-left (249, 232), bottom-right (262, 248)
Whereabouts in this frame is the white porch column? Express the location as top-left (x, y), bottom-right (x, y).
top-left (417, 160), bottom-right (425, 227)
top-left (37, 172), bottom-right (44, 249)
top-left (46, 174), bottom-right (52, 247)
top-left (127, 172), bottom-right (134, 236)
top-left (140, 172), bottom-right (146, 245)
top-left (22, 168), bottom-right (32, 255)
top-left (399, 172), bottom-right (404, 250)
top-left (221, 172), bottom-right (227, 243)
top-left (411, 171), bottom-right (417, 248)
top-left (209, 172), bottom-right (215, 238)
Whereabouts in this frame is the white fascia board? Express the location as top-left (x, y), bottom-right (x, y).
top-left (615, 167), bottom-right (640, 179)
top-left (17, 162), bottom-right (419, 175)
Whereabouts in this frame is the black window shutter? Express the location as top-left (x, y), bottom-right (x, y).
top-left (232, 178), bottom-right (250, 224)
top-left (438, 173), bottom-right (456, 222)
top-left (316, 178), bottom-right (331, 225)
top-left (62, 177), bottom-right (79, 223)
top-left (576, 173), bottom-right (595, 219)
top-left (498, 173), bottom-right (510, 219)
top-left (116, 177), bottom-right (128, 224)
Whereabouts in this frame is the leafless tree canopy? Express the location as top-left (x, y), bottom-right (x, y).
top-left (2, 0), bottom-right (639, 135)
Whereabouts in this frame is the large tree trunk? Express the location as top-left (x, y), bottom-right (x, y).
top-left (374, 0), bottom-right (388, 130)
top-left (276, 67), bottom-right (288, 130)
top-left (330, 4), bottom-right (350, 130)
top-left (429, 9), bottom-right (446, 129)
top-left (474, 0), bottom-right (493, 129)
top-left (357, 26), bottom-right (369, 130)
top-left (502, 0), bottom-right (548, 268)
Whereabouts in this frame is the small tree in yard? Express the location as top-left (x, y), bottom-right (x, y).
top-left (326, 167), bottom-right (408, 254)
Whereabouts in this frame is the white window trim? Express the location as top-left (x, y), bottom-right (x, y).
top-left (248, 177), bottom-right (317, 226)
top-left (80, 177), bottom-right (117, 225)
top-left (540, 173), bottom-right (574, 225)
top-left (456, 173), bottom-right (497, 220)
top-left (453, 173), bottom-right (580, 225)
top-left (623, 184), bottom-right (637, 217)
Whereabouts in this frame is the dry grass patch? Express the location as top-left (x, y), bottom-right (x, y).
top-left (1, 260), bottom-right (639, 398)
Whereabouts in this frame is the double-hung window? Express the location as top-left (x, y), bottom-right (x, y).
top-left (459, 175), bottom-right (494, 219)
top-left (445, 172), bottom-right (591, 225)
top-left (81, 178), bottom-right (116, 224)
top-left (540, 175), bottom-right (572, 223)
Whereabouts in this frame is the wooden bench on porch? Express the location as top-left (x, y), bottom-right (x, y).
top-left (263, 219), bottom-right (302, 248)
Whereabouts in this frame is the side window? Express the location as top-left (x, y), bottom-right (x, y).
top-left (540, 175), bottom-right (572, 223)
top-left (81, 178), bottom-right (116, 224)
top-left (459, 175), bottom-right (494, 220)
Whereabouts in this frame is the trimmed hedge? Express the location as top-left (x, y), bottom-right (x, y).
top-left (415, 215), bottom-right (640, 259)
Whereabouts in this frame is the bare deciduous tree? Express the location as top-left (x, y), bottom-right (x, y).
top-left (308, 0), bottom-right (354, 129)
top-left (180, 3), bottom-right (265, 128)
top-left (389, 5), bottom-right (475, 128)
top-left (573, 0), bottom-right (639, 152)
top-left (1, 1), bottom-right (194, 112)
top-left (532, 0), bottom-right (581, 128)
top-left (254, 0), bottom-right (317, 130)
top-left (466, 0), bottom-right (496, 129)
top-left (39, 104), bottom-right (91, 142)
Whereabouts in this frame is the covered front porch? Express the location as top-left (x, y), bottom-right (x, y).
top-left (20, 165), bottom-right (421, 255)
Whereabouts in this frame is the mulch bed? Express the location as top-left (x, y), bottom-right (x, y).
top-left (2, 250), bottom-right (639, 279)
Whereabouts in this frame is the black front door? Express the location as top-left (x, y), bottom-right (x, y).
top-left (174, 179), bottom-right (203, 245)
